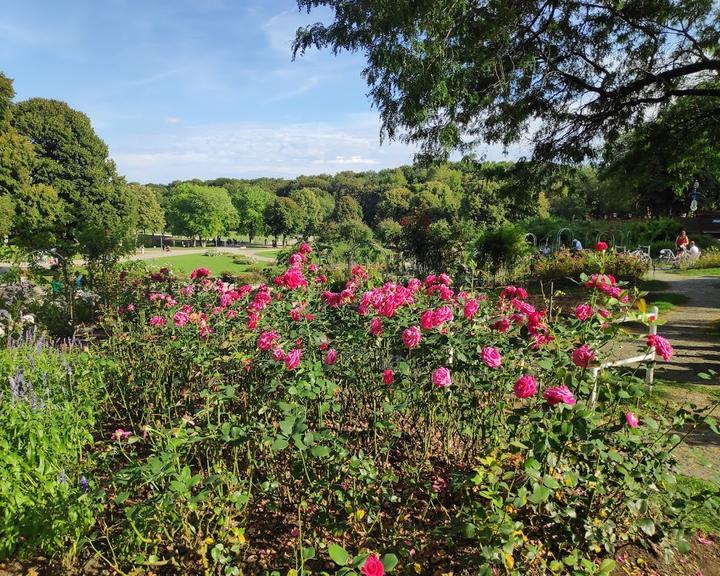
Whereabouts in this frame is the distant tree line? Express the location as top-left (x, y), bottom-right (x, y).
top-left (2, 69), bottom-right (719, 275)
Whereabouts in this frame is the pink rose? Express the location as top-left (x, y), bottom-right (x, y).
top-left (324, 348), bottom-right (337, 365)
top-left (432, 367), bottom-right (451, 388)
top-left (433, 305), bottom-right (454, 326)
top-left (513, 375), bottom-right (537, 398)
top-left (500, 285), bottom-right (528, 300)
top-left (438, 273), bottom-right (452, 285)
top-left (285, 348), bottom-right (302, 370)
top-left (595, 241), bottom-right (608, 252)
top-left (625, 411), bottom-right (639, 428)
top-left (173, 311), bottom-right (190, 327)
top-left (382, 369), bottom-right (394, 386)
top-left (572, 344), bottom-right (596, 368)
top-left (369, 317), bottom-right (384, 336)
top-left (543, 385), bottom-right (576, 406)
top-left (298, 242), bottom-right (313, 254)
top-left (493, 317), bottom-right (511, 333)
top-left (463, 299), bottom-right (480, 319)
top-left (402, 326), bottom-right (422, 349)
top-left (481, 346), bottom-right (502, 368)
top-left (149, 315), bottom-right (166, 327)
top-left (647, 334), bottom-right (673, 361)
top-left (271, 347), bottom-right (285, 361)
top-left (361, 555), bottom-right (384, 576)
top-left (419, 309), bottom-right (435, 330)
top-left (257, 330), bottom-right (280, 351)
top-left (190, 267), bottom-right (210, 280)
top-left (575, 303), bottom-right (593, 321)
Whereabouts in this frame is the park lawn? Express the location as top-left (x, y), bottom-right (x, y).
top-left (676, 267), bottom-right (720, 277)
top-left (143, 253), bottom-right (255, 275)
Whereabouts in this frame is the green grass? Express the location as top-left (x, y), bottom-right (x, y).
top-left (144, 253), bottom-right (256, 275)
top-left (644, 291), bottom-right (690, 313)
top-left (675, 267), bottom-right (720, 277)
top-left (258, 249), bottom-right (281, 258)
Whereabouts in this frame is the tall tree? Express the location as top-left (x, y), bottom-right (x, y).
top-left (230, 184), bottom-right (273, 244)
top-left (294, 1), bottom-right (720, 161)
top-left (166, 183), bottom-right (237, 244)
top-left (290, 187), bottom-right (325, 237)
top-left (126, 183), bottom-right (165, 235)
top-left (601, 84), bottom-right (720, 215)
top-left (264, 197), bottom-right (303, 245)
top-left (12, 97), bottom-right (136, 260)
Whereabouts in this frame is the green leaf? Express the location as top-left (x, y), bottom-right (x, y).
top-left (598, 558), bottom-right (616, 575)
top-left (639, 517), bottom-right (655, 536)
top-left (328, 543), bottom-right (350, 566)
top-left (302, 546), bottom-right (316, 561)
top-left (271, 438), bottom-right (289, 451)
top-left (381, 553), bottom-right (398, 572)
top-left (527, 484), bottom-right (551, 504)
top-left (311, 445), bottom-right (331, 458)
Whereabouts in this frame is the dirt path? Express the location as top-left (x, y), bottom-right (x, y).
top-left (643, 271), bottom-right (720, 482)
top-left (651, 270), bottom-right (720, 385)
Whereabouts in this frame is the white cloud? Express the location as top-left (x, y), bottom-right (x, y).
top-left (110, 116), bottom-right (416, 182)
top-left (165, 116), bottom-right (182, 124)
top-left (110, 111), bottom-right (532, 183)
top-left (312, 155), bottom-right (380, 166)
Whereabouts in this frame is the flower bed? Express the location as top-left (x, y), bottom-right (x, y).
top-left (3, 243), bottom-right (717, 575)
top-left (530, 248), bottom-right (649, 286)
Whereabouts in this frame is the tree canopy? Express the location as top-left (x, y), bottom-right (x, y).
top-left (294, 0), bottom-right (720, 161)
top-left (11, 96), bottom-right (135, 259)
top-left (166, 183), bottom-right (237, 242)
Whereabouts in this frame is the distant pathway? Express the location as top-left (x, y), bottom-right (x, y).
top-left (651, 270), bottom-right (720, 385)
top-left (123, 246), bottom-right (279, 263)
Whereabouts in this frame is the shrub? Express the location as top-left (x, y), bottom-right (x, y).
top-left (688, 247), bottom-right (720, 269)
top-left (530, 248), bottom-right (649, 285)
top-left (92, 248), bottom-right (715, 575)
top-left (476, 224), bottom-right (532, 278)
top-left (231, 254), bottom-right (254, 266)
top-left (0, 338), bottom-right (103, 562)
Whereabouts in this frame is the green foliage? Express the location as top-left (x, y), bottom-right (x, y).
top-left (333, 194), bottom-right (364, 223)
top-left (602, 82), bottom-right (720, 214)
top-left (229, 184), bottom-right (274, 243)
top-left (294, 1), bottom-right (720, 162)
top-left (290, 187), bottom-right (325, 237)
top-left (0, 343), bottom-right (103, 561)
top-left (399, 214), bottom-right (478, 275)
top-left (127, 183), bottom-right (165, 234)
top-left (83, 250), bottom-right (718, 574)
top-left (12, 97), bottom-right (136, 260)
top-left (530, 249), bottom-right (650, 286)
top-left (476, 224), bottom-right (532, 276)
top-left (264, 196), bottom-right (304, 242)
top-left (166, 182), bottom-right (238, 241)
top-left (375, 218), bottom-right (403, 246)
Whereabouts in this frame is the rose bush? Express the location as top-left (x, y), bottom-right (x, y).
top-left (87, 245), bottom-right (717, 575)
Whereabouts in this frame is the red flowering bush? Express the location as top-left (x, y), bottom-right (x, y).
top-left (92, 245), bottom-right (716, 575)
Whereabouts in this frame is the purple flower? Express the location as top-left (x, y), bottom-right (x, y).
top-left (80, 476), bottom-right (89, 493)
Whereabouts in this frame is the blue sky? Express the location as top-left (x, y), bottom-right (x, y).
top-left (2, 0), bottom-right (516, 183)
